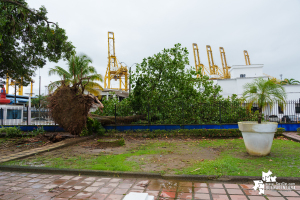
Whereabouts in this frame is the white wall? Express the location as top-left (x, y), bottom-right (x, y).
top-left (230, 64), bottom-right (264, 79)
top-left (216, 76), bottom-right (268, 98)
top-left (282, 85), bottom-right (300, 100)
top-left (213, 64), bottom-right (300, 118)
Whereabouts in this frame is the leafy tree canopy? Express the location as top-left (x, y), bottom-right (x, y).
top-left (30, 94), bottom-right (48, 109)
top-left (130, 43), bottom-right (222, 105)
top-left (48, 54), bottom-right (103, 96)
top-left (0, 0), bottom-right (75, 85)
top-left (128, 43), bottom-right (222, 123)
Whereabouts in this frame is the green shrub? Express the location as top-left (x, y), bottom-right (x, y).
top-left (275, 128), bottom-right (285, 137)
top-left (81, 117), bottom-right (106, 136)
top-left (297, 127), bottom-right (300, 133)
top-left (114, 128), bottom-right (288, 138)
top-left (5, 127), bottom-right (22, 138)
top-left (31, 126), bottom-right (45, 136)
top-left (118, 138), bottom-right (125, 146)
top-left (0, 127), bottom-right (6, 134)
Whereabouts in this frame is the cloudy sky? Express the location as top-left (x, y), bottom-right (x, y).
top-left (12, 0), bottom-right (300, 96)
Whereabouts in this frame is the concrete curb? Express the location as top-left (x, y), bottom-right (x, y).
top-left (0, 136), bottom-right (92, 163)
top-left (0, 165), bottom-right (299, 184)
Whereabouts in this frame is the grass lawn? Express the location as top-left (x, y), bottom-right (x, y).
top-left (2, 137), bottom-right (300, 177)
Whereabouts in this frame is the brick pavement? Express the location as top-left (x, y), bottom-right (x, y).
top-left (0, 171), bottom-right (299, 200)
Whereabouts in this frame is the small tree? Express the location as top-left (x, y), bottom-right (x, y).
top-left (129, 43), bottom-right (222, 124)
top-left (242, 77), bottom-right (287, 123)
top-left (48, 54), bottom-right (103, 96)
top-left (47, 55), bottom-right (103, 135)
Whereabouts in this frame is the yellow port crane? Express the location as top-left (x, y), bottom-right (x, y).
top-left (244, 50), bottom-right (250, 65)
top-left (206, 45), bottom-right (222, 78)
top-left (104, 32), bottom-right (128, 91)
top-left (192, 43), bottom-right (209, 77)
top-left (6, 76), bottom-right (34, 96)
top-left (219, 47), bottom-right (231, 79)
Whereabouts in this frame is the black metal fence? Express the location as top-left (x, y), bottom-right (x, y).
top-left (97, 100), bottom-right (300, 125)
top-left (0, 106), bottom-right (55, 126)
top-left (1, 100), bottom-right (299, 126)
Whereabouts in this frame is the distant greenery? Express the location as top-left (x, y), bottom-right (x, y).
top-left (280, 78), bottom-right (300, 85)
top-left (30, 94), bottom-right (49, 109)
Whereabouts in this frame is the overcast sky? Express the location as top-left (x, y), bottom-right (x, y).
top-left (11, 0), bottom-right (300, 96)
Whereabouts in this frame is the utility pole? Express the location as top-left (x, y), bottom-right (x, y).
top-left (14, 82), bottom-right (16, 105)
top-left (39, 76), bottom-right (41, 119)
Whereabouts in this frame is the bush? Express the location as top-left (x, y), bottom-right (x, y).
top-left (81, 117), bottom-right (106, 136)
top-left (4, 127), bottom-right (22, 138)
top-left (31, 126), bottom-right (45, 136)
top-left (106, 128), bottom-right (287, 138)
top-left (275, 128), bottom-right (285, 137)
top-left (297, 127), bottom-right (300, 133)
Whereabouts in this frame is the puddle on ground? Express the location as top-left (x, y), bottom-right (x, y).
top-left (149, 179), bottom-right (194, 198)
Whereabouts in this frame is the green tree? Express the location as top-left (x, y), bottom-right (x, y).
top-left (242, 77), bottom-right (286, 123)
top-left (0, 0), bottom-right (75, 85)
top-left (129, 43), bottom-right (222, 124)
top-left (280, 78), bottom-right (300, 85)
top-left (30, 94), bottom-right (48, 109)
top-left (48, 54), bottom-right (103, 96)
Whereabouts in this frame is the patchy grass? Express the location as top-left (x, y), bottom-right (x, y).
top-left (3, 138), bottom-right (300, 177)
top-left (175, 138), bottom-right (300, 177)
top-left (0, 138), bottom-right (7, 144)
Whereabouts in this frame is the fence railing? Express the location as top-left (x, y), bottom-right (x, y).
top-left (1, 100), bottom-right (299, 126)
top-left (0, 106), bottom-right (55, 126)
top-left (97, 100), bottom-right (300, 125)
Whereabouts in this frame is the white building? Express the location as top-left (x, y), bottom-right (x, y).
top-left (213, 64), bottom-right (300, 121)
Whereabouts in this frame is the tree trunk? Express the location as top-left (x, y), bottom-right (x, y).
top-left (258, 107), bottom-right (262, 124)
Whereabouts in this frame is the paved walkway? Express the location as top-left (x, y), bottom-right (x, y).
top-left (283, 132), bottom-right (300, 142)
top-left (0, 171), bottom-right (299, 200)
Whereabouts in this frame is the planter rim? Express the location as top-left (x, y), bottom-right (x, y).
top-left (238, 121), bottom-right (278, 125)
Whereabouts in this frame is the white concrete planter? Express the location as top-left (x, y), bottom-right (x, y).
top-left (238, 121), bottom-right (278, 156)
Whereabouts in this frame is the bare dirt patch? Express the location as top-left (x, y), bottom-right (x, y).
top-left (0, 132), bottom-right (74, 157)
top-left (22, 137), bottom-right (221, 174)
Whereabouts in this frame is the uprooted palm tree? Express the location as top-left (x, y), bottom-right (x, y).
top-left (242, 77), bottom-right (287, 124)
top-left (48, 54), bottom-right (103, 96)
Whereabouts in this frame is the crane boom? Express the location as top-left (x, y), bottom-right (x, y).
top-left (219, 47), bottom-right (231, 79)
top-left (206, 45), bottom-right (221, 77)
top-left (192, 43), bottom-right (209, 77)
top-left (104, 32), bottom-right (128, 91)
top-left (244, 50), bottom-right (251, 65)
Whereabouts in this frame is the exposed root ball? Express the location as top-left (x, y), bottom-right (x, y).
top-left (48, 85), bottom-right (94, 135)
